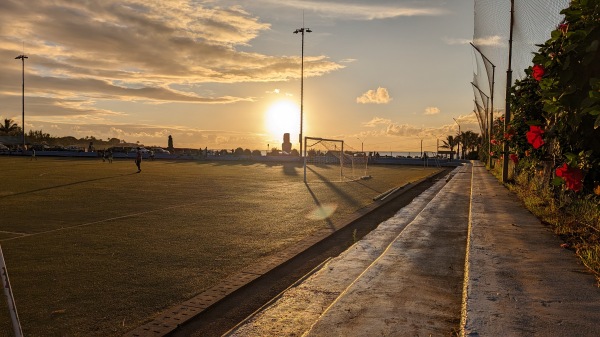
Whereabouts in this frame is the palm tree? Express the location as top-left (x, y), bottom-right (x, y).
top-left (461, 131), bottom-right (481, 158)
top-left (0, 118), bottom-right (20, 135)
top-left (440, 135), bottom-right (457, 159)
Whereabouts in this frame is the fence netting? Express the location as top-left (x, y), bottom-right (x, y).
top-left (472, 0), bottom-right (570, 123)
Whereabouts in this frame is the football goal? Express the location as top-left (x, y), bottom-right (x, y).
top-left (303, 137), bottom-right (370, 183)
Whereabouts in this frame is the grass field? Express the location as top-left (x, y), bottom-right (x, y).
top-left (0, 156), bottom-right (440, 336)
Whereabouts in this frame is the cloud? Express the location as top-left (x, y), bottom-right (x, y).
top-left (443, 37), bottom-right (472, 45)
top-left (473, 35), bottom-right (503, 46)
top-left (0, 0), bottom-right (344, 118)
top-left (363, 117), bottom-right (391, 128)
top-left (424, 107), bottom-right (440, 115)
top-left (253, 0), bottom-right (446, 20)
top-left (386, 123), bottom-right (422, 137)
top-left (356, 87), bottom-right (391, 104)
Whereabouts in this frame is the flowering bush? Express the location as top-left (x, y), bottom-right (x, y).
top-left (555, 163), bottom-right (584, 192)
top-left (526, 125), bottom-right (545, 149)
top-left (532, 64), bottom-right (545, 81)
top-left (505, 0), bottom-right (600, 197)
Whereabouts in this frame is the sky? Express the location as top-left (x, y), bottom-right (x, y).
top-left (0, 0), bottom-right (479, 153)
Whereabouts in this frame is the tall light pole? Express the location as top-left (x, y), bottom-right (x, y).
top-left (15, 54), bottom-right (28, 151)
top-left (453, 118), bottom-right (461, 160)
top-left (356, 137), bottom-right (364, 153)
top-left (294, 27), bottom-right (311, 156)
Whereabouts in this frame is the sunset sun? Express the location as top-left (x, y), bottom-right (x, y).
top-left (265, 100), bottom-right (300, 141)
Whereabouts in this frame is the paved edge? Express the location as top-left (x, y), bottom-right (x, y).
top-left (123, 169), bottom-right (449, 337)
top-left (460, 162), bottom-right (600, 337)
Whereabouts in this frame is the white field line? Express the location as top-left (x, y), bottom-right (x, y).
top-left (0, 202), bottom-right (199, 242)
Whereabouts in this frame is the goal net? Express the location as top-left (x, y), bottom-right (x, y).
top-left (303, 137), bottom-right (370, 183)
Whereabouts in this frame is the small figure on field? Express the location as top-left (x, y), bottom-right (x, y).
top-left (31, 148), bottom-right (36, 160)
top-left (135, 147), bottom-right (142, 173)
top-left (150, 149), bottom-right (155, 161)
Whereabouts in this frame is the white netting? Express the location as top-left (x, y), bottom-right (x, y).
top-left (473, 0), bottom-right (570, 116)
top-left (304, 137), bottom-right (369, 183)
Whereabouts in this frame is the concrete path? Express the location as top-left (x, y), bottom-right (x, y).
top-left (463, 162), bottom-right (600, 336)
top-left (226, 162), bottom-right (600, 337)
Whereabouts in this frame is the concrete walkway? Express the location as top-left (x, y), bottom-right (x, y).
top-left (226, 162), bottom-right (600, 337)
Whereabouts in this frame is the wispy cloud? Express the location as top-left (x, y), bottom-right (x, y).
top-left (444, 35), bottom-right (504, 46)
top-left (473, 35), bottom-right (504, 46)
top-left (424, 107), bottom-right (440, 115)
top-left (356, 87), bottom-right (391, 104)
top-left (254, 0), bottom-right (446, 20)
top-left (363, 117), bottom-right (391, 127)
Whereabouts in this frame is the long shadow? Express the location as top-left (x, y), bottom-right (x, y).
top-left (304, 182), bottom-right (336, 231)
top-left (0, 172), bottom-right (139, 199)
top-left (305, 166), bottom-right (362, 208)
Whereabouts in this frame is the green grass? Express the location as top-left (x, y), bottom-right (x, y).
top-left (0, 156), bottom-right (440, 336)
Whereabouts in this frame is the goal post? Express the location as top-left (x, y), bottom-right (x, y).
top-left (303, 137), bottom-right (370, 183)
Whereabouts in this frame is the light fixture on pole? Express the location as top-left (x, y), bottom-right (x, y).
top-left (453, 118), bottom-right (461, 160)
top-left (356, 137), bottom-right (364, 153)
top-left (15, 54), bottom-right (28, 151)
top-left (293, 26), bottom-right (311, 156)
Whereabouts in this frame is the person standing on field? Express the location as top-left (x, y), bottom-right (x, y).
top-left (135, 147), bottom-right (142, 173)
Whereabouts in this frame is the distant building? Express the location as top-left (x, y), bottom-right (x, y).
top-left (282, 133), bottom-right (292, 154)
top-left (167, 135), bottom-right (174, 151)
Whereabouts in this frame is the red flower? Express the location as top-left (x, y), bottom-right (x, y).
top-left (556, 163), bottom-right (584, 192)
top-left (526, 125), bottom-right (545, 149)
top-left (510, 154), bottom-right (518, 164)
top-left (558, 23), bottom-right (568, 34)
top-left (504, 128), bottom-right (515, 141)
top-left (532, 64), bottom-right (545, 81)
top-left (525, 150), bottom-right (531, 157)
top-left (491, 139), bottom-right (499, 145)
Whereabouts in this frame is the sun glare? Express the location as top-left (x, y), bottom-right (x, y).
top-left (265, 100), bottom-right (300, 141)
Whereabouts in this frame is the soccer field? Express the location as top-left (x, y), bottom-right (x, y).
top-left (0, 156), bottom-right (440, 336)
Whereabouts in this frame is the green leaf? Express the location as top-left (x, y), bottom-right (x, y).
top-left (595, 115), bottom-right (600, 129)
top-left (552, 177), bottom-right (565, 186)
top-left (587, 40), bottom-right (599, 52)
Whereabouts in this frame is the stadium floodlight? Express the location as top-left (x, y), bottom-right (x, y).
top-left (453, 118), bottom-right (461, 160)
top-left (356, 137), bottom-right (364, 153)
top-left (293, 27), bottom-right (312, 157)
top-left (15, 54), bottom-right (28, 151)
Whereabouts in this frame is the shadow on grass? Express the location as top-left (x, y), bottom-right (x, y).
top-left (305, 166), bottom-right (362, 208)
top-left (0, 172), bottom-right (139, 199)
top-left (304, 182), bottom-right (336, 231)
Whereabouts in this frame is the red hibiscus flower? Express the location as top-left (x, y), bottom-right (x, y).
top-left (526, 125), bottom-right (545, 149)
top-left (532, 64), bottom-right (545, 81)
top-left (491, 139), bottom-right (499, 145)
top-left (509, 154), bottom-right (518, 164)
top-left (558, 23), bottom-right (568, 34)
top-left (556, 163), bottom-right (584, 192)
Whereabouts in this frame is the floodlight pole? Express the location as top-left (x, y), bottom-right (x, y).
top-left (453, 118), bottom-right (461, 160)
top-left (15, 54), bottom-right (28, 151)
top-left (503, 0), bottom-right (515, 182)
top-left (294, 27), bottom-right (311, 157)
top-left (356, 137), bottom-right (364, 153)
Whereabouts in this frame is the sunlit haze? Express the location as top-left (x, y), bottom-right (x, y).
top-left (0, 0), bottom-right (477, 152)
